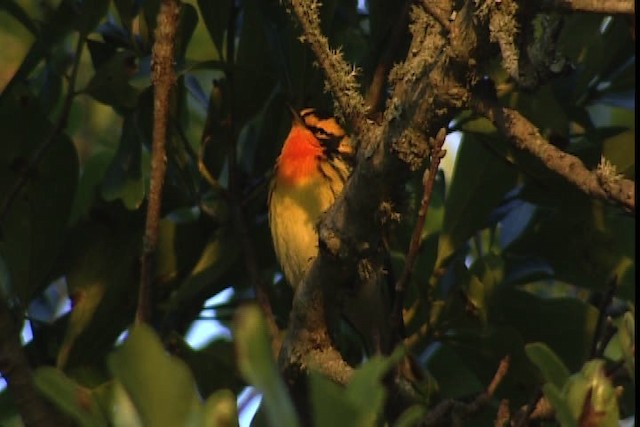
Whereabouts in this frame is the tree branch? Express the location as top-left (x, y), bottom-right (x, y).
top-left (280, 0), bottom-right (459, 386)
top-left (137, 0), bottom-right (180, 324)
top-left (543, 0), bottom-right (635, 14)
top-left (1, 299), bottom-right (63, 427)
top-left (288, 0), bottom-right (368, 133)
top-left (391, 129), bottom-right (446, 345)
top-left (423, 356), bottom-right (511, 426)
top-left (471, 96), bottom-right (635, 212)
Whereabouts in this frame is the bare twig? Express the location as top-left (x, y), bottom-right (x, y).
top-left (495, 399), bottom-right (510, 427)
top-left (590, 276), bottom-right (618, 358)
top-left (0, 35), bottom-right (85, 227)
top-left (1, 299), bottom-right (63, 427)
top-left (423, 356), bottom-right (511, 426)
top-left (391, 129), bottom-right (446, 344)
top-left (137, 0), bottom-right (180, 324)
top-left (471, 96), bottom-right (635, 212)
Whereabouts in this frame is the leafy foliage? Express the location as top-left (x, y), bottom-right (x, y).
top-left (0, 0), bottom-right (634, 426)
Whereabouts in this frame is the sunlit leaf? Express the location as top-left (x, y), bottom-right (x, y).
top-left (234, 305), bottom-right (298, 427)
top-left (33, 367), bottom-right (107, 427)
top-left (202, 390), bottom-right (238, 427)
top-left (525, 342), bottom-right (570, 389)
top-left (109, 325), bottom-right (202, 427)
top-left (564, 360), bottom-right (620, 426)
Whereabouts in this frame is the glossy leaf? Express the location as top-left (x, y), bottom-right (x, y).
top-left (437, 132), bottom-right (517, 267)
top-left (525, 342), bottom-right (570, 389)
top-left (197, 0), bottom-right (232, 57)
top-left (101, 112), bottom-right (145, 209)
top-left (56, 219), bottom-right (141, 369)
top-left (85, 50), bottom-right (140, 109)
top-left (493, 287), bottom-right (598, 371)
top-left (234, 305), bottom-right (298, 427)
top-left (109, 325), bottom-right (202, 427)
top-left (564, 360), bottom-right (620, 426)
top-left (202, 390), bottom-right (238, 427)
top-left (542, 383), bottom-right (578, 427)
top-left (0, 85), bottom-right (78, 303)
top-left (33, 367), bottom-right (107, 427)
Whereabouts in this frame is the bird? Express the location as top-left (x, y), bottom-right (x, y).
top-left (268, 107), bottom-right (353, 290)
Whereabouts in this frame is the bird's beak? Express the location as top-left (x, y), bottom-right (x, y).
top-left (287, 104), bottom-right (304, 126)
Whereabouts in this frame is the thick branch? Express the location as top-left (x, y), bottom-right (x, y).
top-left (544, 0), bottom-right (635, 14)
top-left (280, 0), bottom-right (459, 386)
top-left (137, 0), bottom-right (180, 324)
top-left (1, 299), bottom-right (62, 427)
top-left (288, 0), bottom-right (367, 133)
top-left (472, 97), bottom-right (635, 212)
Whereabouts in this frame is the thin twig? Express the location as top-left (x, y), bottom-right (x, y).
top-left (471, 96), bottom-right (635, 212)
top-left (514, 389), bottom-right (544, 427)
top-left (137, 0), bottom-right (180, 324)
top-left (0, 35), bottom-right (85, 226)
top-left (391, 128), bottom-right (447, 345)
top-left (423, 356), bottom-right (511, 426)
top-left (590, 275), bottom-right (618, 358)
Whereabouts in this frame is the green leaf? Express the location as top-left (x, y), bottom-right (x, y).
top-left (309, 374), bottom-right (360, 427)
top-left (618, 312), bottom-right (635, 380)
top-left (84, 50), bottom-right (140, 109)
top-left (564, 360), bottom-right (620, 426)
top-left (56, 219), bottom-right (142, 369)
top-left (493, 288), bottom-right (599, 371)
top-left (197, 0), bottom-right (232, 57)
top-left (69, 150), bottom-right (114, 224)
top-left (101, 112), bottom-right (146, 209)
top-left (168, 227), bottom-right (240, 311)
top-left (437, 132), bottom-right (517, 266)
top-left (33, 367), bottom-right (107, 427)
top-left (202, 390), bottom-right (238, 427)
top-left (74, 0), bottom-right (110, 36)
top-left (525, 342), bottom-right (570, 389)
top-left (109, 325), bottom-right (202, 427)
top-left (234, 305), bottom-right (298, 427)
top-left (0, 0), bottom-right (38, 35)
top-left (309, 351), bottom-right (397, 426)
top-left (0, 85), bottom-right (78, 303)
top-left (113, 0), bottom-right (136, 34)
top-left (425, 343), bottom-right (484, 399)
top-left (172, 337), bottom-right (244, 397)
top-left (542, 383), bottom-right (578, 427)
top-left (393, 405), bottom-right (427, 427)
top-left (602, 129), bottom-right (634, 178)
top-left (176, 4), bottom-right (198, 61)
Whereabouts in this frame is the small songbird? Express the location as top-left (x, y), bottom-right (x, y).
top-left (268, 108), bottom-right (353, 290)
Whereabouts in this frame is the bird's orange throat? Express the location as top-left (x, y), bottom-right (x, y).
top-left (276, 124), bottom-right (323, 186)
